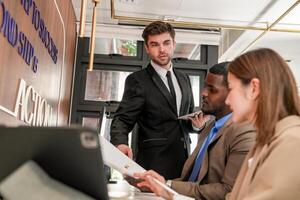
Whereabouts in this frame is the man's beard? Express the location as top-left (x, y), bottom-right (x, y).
top-left (152, 56), bottom-right (171, 67)
top-left (202, 105), bottom-right (223, 116)
top-left (202, 107), bottom-right (214, 116)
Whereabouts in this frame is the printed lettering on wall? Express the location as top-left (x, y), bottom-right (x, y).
top-left (0, 0), bottom-right (66, 126)
top-left (0, 78), bottom-right (54, 126)
top-left (0, 1), bottom-right (59, 73)
top-left (1, 2), bottom-right (38, 72)
top-left (21, 0), bottom-right (58, 64)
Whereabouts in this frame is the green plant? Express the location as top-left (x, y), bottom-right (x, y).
top-left (122, 40), bottom-right (137, 56)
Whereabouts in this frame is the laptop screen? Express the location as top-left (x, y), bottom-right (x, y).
top-left (0, 126), bottom-right (109, 200)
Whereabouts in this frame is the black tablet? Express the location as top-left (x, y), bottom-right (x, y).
top-left (0, 126), bottom-right (108, 200)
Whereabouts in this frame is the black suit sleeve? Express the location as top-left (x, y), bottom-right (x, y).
top-left (110, 74), bottom-right (145, 146)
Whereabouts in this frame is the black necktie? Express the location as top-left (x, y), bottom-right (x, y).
top-left (166, 71), bottom-right (177, 106)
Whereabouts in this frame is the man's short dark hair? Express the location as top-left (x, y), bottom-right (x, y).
top-left (142, 21), bottom-right (175, 45)
top-left (209, 62), bottom-right (230, 86)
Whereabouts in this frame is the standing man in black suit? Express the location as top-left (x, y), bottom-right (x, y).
top-left (110, 21), bottom-right (200, 179)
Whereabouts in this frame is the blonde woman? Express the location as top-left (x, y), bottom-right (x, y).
top-left (225, 48), bottom-right (300, 200)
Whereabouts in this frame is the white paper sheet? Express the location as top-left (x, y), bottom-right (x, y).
top-left (99, 136), bottom-right (146, 176)
top-left (99, 137), bottom-right (180, 196)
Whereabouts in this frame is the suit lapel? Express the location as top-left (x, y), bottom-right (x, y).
top-left (236, 116), bottom-right (300, 194)
top-left (146, 64), bottom-right (177, 114)
top-left (236, 145), bottom-right (268, 192)
top-left (210, 118), bottom-right (233, 144)
top-left (198, 119), bottom-right (232, 182)
top-left (181, 123), bottom-right (213, 180)
top-left (174, 70), bottom-right (187, 116)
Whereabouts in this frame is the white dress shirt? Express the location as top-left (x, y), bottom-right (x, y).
top-left (151, 61), bottom-right (182, 116)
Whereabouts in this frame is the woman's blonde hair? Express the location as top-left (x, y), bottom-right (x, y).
top-left (229, 48), bottom-right (300, 146)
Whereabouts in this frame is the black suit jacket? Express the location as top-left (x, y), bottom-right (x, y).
top-left (110, 63), bottom-right (195, 179)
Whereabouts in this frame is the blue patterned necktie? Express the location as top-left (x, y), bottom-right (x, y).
top-left (188, 125), bottom-right (219, 182)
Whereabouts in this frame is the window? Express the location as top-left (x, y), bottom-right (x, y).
top-left (174, 43), bottom-right (201, 60)
top-left (189, 75), bottom-right (200, 107)
top-left (85, 70), bottom-right (132, 101)
top-left (90, 38), bottom-right (137, 56)
top-left (82, 117), bottom-right (100, 131)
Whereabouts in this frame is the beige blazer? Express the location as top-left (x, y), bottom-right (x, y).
top-left (227, 115), bottom-right (300, 200)
top-left (171, 118), bottom-right (256, 200)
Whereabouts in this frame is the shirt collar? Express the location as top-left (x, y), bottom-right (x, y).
top-left (151, 60), bottom-right (173, 77)
top-left (215, 113), bottom-right (232, 130)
